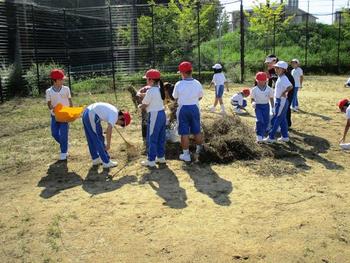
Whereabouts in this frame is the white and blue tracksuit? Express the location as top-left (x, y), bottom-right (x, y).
top-left (142, 85), bottom-right (166, 162)
top-left (255, 104), bottom-right (270, 137)
top-left (269, 98), bottom-right (289, 139)
top-left (51, 116), bottom-right (69, 154)
top-left (147, 110), bottom-right (166, 161)
top-left (82, 108), bottom-right (110, 163)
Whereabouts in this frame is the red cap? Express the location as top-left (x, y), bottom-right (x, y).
top-left (178, 61), bottom-right (192, 73)
top-left (143, 69), bottom-right (161, 80)
top-left (338, 99), bottom-right (349, 111)
top-left (123, 111), bottom-right (131, 127)
top-left (255, 72), bottom-right (268, 82)
top-left (242, 88), bottom-right (250, 97)
top-left (50, 69), bottom-right (65, 80)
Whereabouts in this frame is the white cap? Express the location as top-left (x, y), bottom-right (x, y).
top-left (291, 58), bottom-right (300, 64)
top-left (264, 57), bottom-right (277, 63)
top-left (212, 63), bottom-right (222, 70)
top-left (274, 61), bottom-right (288, 69)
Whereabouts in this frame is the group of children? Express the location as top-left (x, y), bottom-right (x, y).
top-left (208, 57), bottom-right (303, 143)
top-left (46, 69), bottom-right (131, 168)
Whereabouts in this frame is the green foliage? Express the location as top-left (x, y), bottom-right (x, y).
top-left (197, 21), bottom-right (350, 74)
top-left (24, 62), bottom-right (67, 96)
top-left (0, 63), bottom-right (24, 97)
top-left (245, 0), bottom-right (293, 36)
top-left (138, 0), bottom-right (221, 66)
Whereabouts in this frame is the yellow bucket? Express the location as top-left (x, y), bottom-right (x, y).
top-left (53, 103), bottom-right (84, 122)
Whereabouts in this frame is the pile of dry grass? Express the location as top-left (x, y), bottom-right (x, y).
top-left (199, 115), bottom-right (271, 163)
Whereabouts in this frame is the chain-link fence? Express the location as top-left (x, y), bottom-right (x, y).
top-left (0, 1), bottom-right (349, 100)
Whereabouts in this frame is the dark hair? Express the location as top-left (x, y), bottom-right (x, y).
top-left (214, 68), bottom-right (223, 74)
top-left (164, 82), bottom-right (175, 100)
top-left (118, 110), bottom-right (125, 127)
top-left (184, 70), bottom-right (192, 75)
top-left (159, 79), bottom-right (165, 100)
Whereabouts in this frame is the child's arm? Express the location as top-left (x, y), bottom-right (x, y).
top-left (105, 124), bottom-right (113, 151)
top-left (224, 81), bottom-right (229, 92)
top-left (340, 119), bottom-right (350, 143)
top-left (69, 98), bottom-right (73, 107)
top-left (47, 101), bottom-right (53, 110)
top-left (208, 81), bottom-right (214, 89)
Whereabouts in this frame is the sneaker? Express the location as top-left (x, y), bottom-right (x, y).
top-left (234, 108), bottom-right (243, 114)
top-left (256, 136), bottom-right (263, 143)
top-left (209, 106), bottom-right (216, 112)
top-left (179, 153), bottom-right (191, 162)
top-left (278, 137), bottom-right (290, 142)
top-left (92, 157), bottom-right (102, 166)
top-left (155, 157), bottom-right (166, 164)
top-left (103, 160), bottom-right (118, 169)
top-left (220, 110), bottom-right (226, 115)
top-left (141, 160), bottom-right (156, 167)
top-left (263, 137), bottom-right (277, 143)
top-left (59, 153), bottom-right (67, 160)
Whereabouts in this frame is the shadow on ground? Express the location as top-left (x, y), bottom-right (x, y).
top-left (37, 161), bottom-right (83, 198)
top-left (82, 166), bottom-right (137, 196)
top-left (140, 165), bottom-right (187, 209)
top-left (183, 163), bottom-right (233, 206)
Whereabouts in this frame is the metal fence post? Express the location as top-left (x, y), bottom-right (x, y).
top-left (273, 14), bottom-right (276, 55)
top-left (151, 4), bottom-right (155, 68)
top-left (304, 13), bottom-right (309, 67)
top-left (337, 11), bottom-right (342, 73)
top-left (63, 9), bottom-right (72, 91)
top-left (240, 0), bottom-right (245, 83)
top-left (196, 1), bottom-right (201, 80)
top-left (0, 76), bottom-right (3, 103)
top-left (31, 5), bottom-right (40, 94)
top-left (108, 5), bottom-right (117, 102)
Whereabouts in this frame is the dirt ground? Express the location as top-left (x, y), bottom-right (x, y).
top-left (0, 75), bottom-right (350, 262)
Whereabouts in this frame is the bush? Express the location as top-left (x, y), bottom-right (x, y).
top-left (24, 62), bottom-right (67, 96)
top-left (0, 64), bottom-right (25, 97)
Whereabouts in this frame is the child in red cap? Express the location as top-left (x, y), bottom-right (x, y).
top-left (251, 72), bottom-right (274, 142)
top-left (230, 88), bottom-right (250, 114)
top-left (45, 69), bottom-right (73, 161)
top-left (138, 69), bottom-right (167, 167)
top-left (172, 61), bottom-right (204, 162)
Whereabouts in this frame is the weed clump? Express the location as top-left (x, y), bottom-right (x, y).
top-left (199, 115), bottom-right (271, 163)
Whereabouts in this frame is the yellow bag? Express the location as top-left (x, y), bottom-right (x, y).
top-left (53, 103), bottom-right (84, 122)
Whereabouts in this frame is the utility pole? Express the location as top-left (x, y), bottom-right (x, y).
top-left (240, 0), bottom-right (244, 83)
top-left (332, 0), bottom-right (335, 23)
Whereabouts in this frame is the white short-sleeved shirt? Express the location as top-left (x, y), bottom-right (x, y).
top-left (172, 78), bottom-right (203, 106)
top-left (346, 77), bottom-right (350, 86)
top-left (87, 102), bottom-right (119, 126)
top-left (212, 73), bottom-right (227, 86)
top-left (46, 86), bottom-right (71, 115)
top-left (346, 106), bottom-right (350, 119)
top-left (231, 93), bottom-right (244, 106)
top-left (142, 86), bottom-right (164, 113)
top-left (251, 85), bottom-right (274, 104)
top-left (275, 75), bottom-right (292, 100)
top-left (291, 67), bottom-right (303, 87)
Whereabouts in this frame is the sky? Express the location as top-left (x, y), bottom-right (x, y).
top-left (220, 0), bottom-right (350, 24)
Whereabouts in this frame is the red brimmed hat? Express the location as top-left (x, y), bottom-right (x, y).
top-left (123, 111), bottom-right (131, 127)
top-left (255, 71), bottom-right (268, 82)
top-left (50, 69), bottom-right (66, 80)
top-left (242, 88), bottom-right (250, 96)
top-left (178, 61), bottom-right (192, 73)
top-left (143, 69), bottom-right (161, 80)
top-left (338, 99), bottom-right (349, 111)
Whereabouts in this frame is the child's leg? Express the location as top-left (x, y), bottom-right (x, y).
top-left (147, 112), bottom-right (159, 162)
top-left (82, 110), bottom-right (99, 160)
top-left (58, 122), bottom-right (69, 154)
top-left (156, 111), bottom-right (167, 159)
top-left (269, 99), bottom-right (288, 139)
top-left (50, 115), bottom-right (60, 143)
top-left (213, 98), bottom-right (219, 107)
top-left (262, 104), bottom-right (270, 135)
top-left (292, 86), bottom-right (299, 108)
top-left (280, 101), bottom-right (289, 138)
top-left (255, 105), bottom-right (264, 137)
